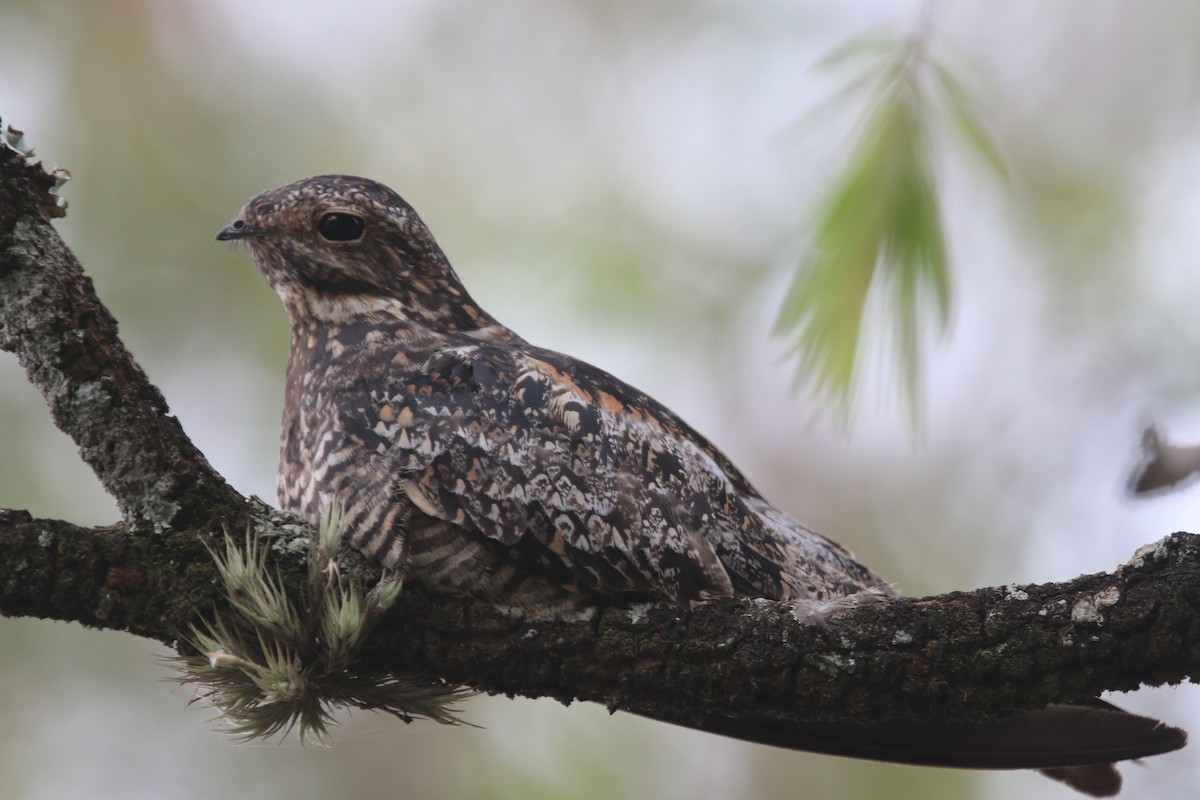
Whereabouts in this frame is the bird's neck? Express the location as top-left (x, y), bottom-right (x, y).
top-left (279, 292), bottom-right (513, 399)
top-left (277, 276), bottom-right (497, 331)
top-left (283, 299), bottom-right (434, 379)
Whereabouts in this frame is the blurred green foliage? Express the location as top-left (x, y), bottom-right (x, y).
top-left (776, 31), bottom-right (1003, 423)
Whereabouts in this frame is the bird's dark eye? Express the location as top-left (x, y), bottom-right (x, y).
top-left (317, 213), bottom-right (365, 242)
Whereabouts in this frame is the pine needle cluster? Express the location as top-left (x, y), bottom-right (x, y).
top-left (175, 508), bottom-right (473, 742)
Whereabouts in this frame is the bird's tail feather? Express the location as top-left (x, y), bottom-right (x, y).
top-left (633, 699), bottom-right (1185, 797)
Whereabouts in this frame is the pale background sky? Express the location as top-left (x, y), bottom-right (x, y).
top-left (2, 2), bottom-right (1199, 799)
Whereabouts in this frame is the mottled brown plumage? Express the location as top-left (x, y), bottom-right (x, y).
top-left (217, 174), bottom-right (1183, 795)
top-left (218, 174), bottom-right (884, 610)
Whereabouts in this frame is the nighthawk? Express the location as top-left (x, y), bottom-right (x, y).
top-left (218, 174), bottom-right (1184, 796)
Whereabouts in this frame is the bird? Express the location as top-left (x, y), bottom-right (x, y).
top-left (217, 174), bottom-right (1184, 796)
top-left (1128, 422), bottom-right (1200, 496)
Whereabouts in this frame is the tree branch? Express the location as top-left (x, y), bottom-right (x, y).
top-left (0, 131), bottom-right (234, 531)
top-left (1, 504), bottom-right (1198, 728)
top-left (1, 123), bottom-right (1196, 739)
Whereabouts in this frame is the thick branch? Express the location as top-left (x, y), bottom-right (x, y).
top-left (1, 507), bottom-right (1198, 727)
top-left (0, 124), bottom-right (1196, 736)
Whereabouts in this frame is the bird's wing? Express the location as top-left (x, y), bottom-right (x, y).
top-left (338, 340), bottom-right (838, 604)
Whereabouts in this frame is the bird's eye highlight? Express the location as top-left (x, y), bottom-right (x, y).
top-left (317, 213), bottom-right (365, 242)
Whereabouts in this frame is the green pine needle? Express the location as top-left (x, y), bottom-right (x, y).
top-left (778, 30), bottom-right (1003, 424)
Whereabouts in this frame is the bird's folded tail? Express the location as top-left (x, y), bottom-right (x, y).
top-left (632, 699), bottom-right (1185, 797)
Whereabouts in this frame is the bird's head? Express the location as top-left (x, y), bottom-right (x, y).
top-left (217, 174), bottom-right (490, 330)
